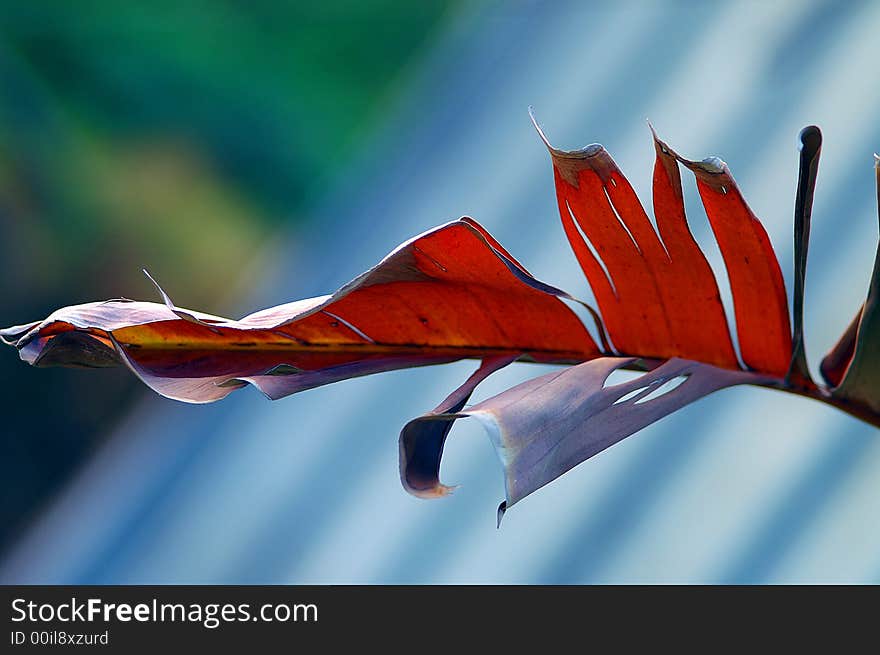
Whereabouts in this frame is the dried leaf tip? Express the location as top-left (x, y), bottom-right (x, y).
top-left (143, 268), bottom-right (222, 331)
top-left (646, 119), bottom-right (660, 144)
top-left (142, 268), bottom-right (171, 305)
top-left (644, 125), bottom-right (727, 179)
top-left (527, 106), bottom-right (604, 160)
top-left (652, 139), bottom-right (730, 191)
top-left (496, 501), bottom-right (507, 529)
top-left (528, 105), bottom-right (553, 151)
top-left (647, 121), bottom-right (676, 159)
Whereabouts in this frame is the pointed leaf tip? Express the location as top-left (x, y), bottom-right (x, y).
top-left (142, 268), bottom-right (179, 312)
top-left (528, 106), bottom-right (553, 152)
top-left (496, 501), bottom-right (507, 529)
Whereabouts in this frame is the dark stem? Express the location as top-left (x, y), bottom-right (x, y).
top-left (786, 125), bottom-right (822, 388)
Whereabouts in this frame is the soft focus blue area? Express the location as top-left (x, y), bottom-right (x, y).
top-left (4, 0), bottom-right (880, 583)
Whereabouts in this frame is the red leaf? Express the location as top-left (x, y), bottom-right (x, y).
top-left (676, 153), bottom-right (792, 375)
top-left (533, 113), bottom-right (792, 375)
top-left (7, 117), bottom-right (880, 518)
top-left (2, 220), bottom-right (598, 403)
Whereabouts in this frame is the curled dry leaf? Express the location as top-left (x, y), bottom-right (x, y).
top-left (403, 357), bottom-right (771, 520)
top-left (4, 116), bottom-right (880, 520)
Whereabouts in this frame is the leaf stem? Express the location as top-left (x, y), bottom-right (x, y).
top-left (786, 125), bottom-right (822, 388)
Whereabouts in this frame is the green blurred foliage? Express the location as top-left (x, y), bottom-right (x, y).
top-left (0, 0), bottom-right (450, 303)
top-left (0, 1), bottom-right (451, 550)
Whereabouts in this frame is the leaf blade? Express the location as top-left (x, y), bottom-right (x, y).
top-left (534, 113), bottom-right (793, 375)
top-left (3, 220), bottom-right (600, 403)
top-left (824, 156), bottom-right (880, 414)
top-left (407, 357), bottom-right (768, 510)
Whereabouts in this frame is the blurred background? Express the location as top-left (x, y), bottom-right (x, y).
top-left (2, 0), bottom-right (880, 583)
